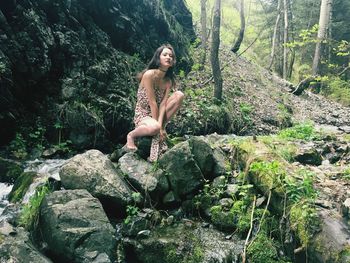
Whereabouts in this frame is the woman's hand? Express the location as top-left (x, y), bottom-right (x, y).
top-left (159, 128), bottom-right (167, 142)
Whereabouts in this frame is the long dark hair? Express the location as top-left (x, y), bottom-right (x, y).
top-left (137, 44), bottom-right (176, 85)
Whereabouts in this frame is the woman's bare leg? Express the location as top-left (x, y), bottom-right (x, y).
top-left (163, 91), bottom-right (184, 125)
top-left (126, 117), bottom-right (161, 149)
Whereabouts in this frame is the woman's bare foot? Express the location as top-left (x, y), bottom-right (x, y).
top-left (126, 134), bottom-right (138, 150)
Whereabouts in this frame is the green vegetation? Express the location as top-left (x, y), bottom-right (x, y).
top-left (8, 172), bottom-right (37, 203)
top-left (164, 236), bottom-right (204, 263)
top-left (278, 122), bottom-right (319, 141)
top-left (19, 184), bottom-right (51, 231)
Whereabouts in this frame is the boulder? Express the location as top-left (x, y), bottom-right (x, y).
top-left (60, 150), bottom-right (133, 210)
top-left (0, 226), bottom-right (52, 263)
top-left (123, 222), bottom-right (244, 263)
top-left (294, 143), bottom-right (322, 165)
top-left (118, 153), bottom-right (169, 197)
top-left (39, 189), bottom-right (116, 263)
top-left (159, 141), bottom-right (204, 200)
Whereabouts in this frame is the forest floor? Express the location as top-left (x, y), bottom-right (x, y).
top-left (177, 47), bottom-right (350, 136)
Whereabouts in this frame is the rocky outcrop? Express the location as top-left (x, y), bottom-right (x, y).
top-left (0, 0), bottom-right (195, 148)
top-left (60, 149), bottom-right (133, 210)
top-left (39, 189), bottom-right (116, 263)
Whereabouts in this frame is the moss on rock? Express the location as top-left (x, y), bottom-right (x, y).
top-left (8, 172), bottom-right (37, 203)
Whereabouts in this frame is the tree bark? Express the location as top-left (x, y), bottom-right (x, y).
top-left (283, 0), bottom-right (289, 79)
top-left (231, 0), bottom-right (245, 53)
top-left (211, 0), bottom-right (223, 100)
top-left (268, 0), bottom-right (282, 70)
top-left (200, 0), bottom-right (207, 66)
top-left (312, 0), bottom-right (333, 75)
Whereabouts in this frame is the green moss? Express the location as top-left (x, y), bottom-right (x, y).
top-left (0, 234), bottom-right (4, 245)
top-left (249, 161), bottom-right (285, 193)
top-left (247, 232), bottom-right (290, 263)
top-left (19, 184), bottom-right (51, 231)
top-left (289, 202), bottom-right (320, 247)
top-left (210, 205), bottom-right (236, 230)
top-left (8, 172), bottom-right (37, 203)
top-left (164, 235), bottom-right (204, 263)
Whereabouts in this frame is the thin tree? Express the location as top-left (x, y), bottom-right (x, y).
top-left (200, 0), bottom-right (207, 66)
top-left (312, 0), bottom-right (333, 75)
top-left (268, 0), bottom-right (282, 70)
top-left (231, 0), bottom-right (245, 53)
top-left (283, 0), bottom-right (289, 79)
top-left (211, 0), bottom-right (223, 100)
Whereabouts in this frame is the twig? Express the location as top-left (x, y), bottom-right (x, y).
top-left (242, 195), bottom-right (256, 263)
top-left (338, 65), bottom-right (350, 76)
top-left (247, 190), bottom-right (272, 250)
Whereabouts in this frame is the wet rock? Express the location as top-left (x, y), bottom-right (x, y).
top-left (60, 150), bottom-right (133, 210)
top-left (39, 189), bottom-right (115, 263)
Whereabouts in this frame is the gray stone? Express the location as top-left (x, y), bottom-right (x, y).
top-left (225, 184), bottom-right (239, 197)
top-left (60, 150), bottom-right (133, 209)
top-left (119, 153), bottom-right (169, 196)
top-left (159, 141), bottom-right (204, 199)
top-left (0, 227), bottom-right (52, 263)
top-left (39, 189), bottom-right (115, 263)
top-left (342, 198), bottom-right (350, 218)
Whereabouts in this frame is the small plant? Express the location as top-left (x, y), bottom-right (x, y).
top-left (124, 205), bottom-right (140, 225)
top-left (19, 184), bottom-right (51, 231)
top-left (9, 133), bottom-right (28, 159)
top-left (278, 122), bottom-right (319, 141)
top-left (284, 169), bottom-right (317, 203)
top-left (124, 192), bottom-right (142, 225)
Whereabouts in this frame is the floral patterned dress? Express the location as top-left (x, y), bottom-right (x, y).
top-left (133, 80), bottom-right (168, 162)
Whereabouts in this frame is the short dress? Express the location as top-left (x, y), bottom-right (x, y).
top-left (133, 81), bottom-right (168, 162)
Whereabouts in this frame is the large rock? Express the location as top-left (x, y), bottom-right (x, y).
top-left (39, 189), bottom-right (115, 263)
top-left (159, 141), bottom-right (204, 200)
top-left (123, 222), bottom-right (244, 263)
top-left (0, 225), bottom-right (52, 263)
top-left (60, 150), bottom-right (133, 210)
top-left (119, 153), bottom-right (169, 197)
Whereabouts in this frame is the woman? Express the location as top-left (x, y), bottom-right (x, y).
top-left (125, 44), bottom-right (184, 161)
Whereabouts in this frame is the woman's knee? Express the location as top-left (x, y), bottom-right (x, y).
top-left (149, 122), bottom-right (161, 134)
top-left (174, 91), bottom-right (184, 104)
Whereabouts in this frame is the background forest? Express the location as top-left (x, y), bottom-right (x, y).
top-left (187, 0), bottom-right (350, 103)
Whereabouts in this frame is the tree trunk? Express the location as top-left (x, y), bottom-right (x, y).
top-left (211, 0), bottom-right (223, 100)
top-left (231, 0), bottom-right (245, 53)
top-left (200, 0), bottom-right (207, 66)
top-left (312, 0), bottom-right (333, 75)
top-left (283, 0), bottom-right (289, 79)
top-left (268, 0), bottom-right (282, 70)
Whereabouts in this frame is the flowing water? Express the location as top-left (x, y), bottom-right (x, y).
top-left (0, 158), bottom-right (67, 222)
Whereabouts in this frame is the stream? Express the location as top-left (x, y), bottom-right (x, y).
top-left (0, 158), bottom-right (66, 223)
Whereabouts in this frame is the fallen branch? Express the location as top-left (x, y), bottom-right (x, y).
top-left (242, 195), bottom-right (256, 263)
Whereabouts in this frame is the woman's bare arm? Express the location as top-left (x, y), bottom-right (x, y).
top-left (158, 81), bottom-right (171, 128)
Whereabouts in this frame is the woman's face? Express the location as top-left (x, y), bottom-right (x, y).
top-left (159, 48), bottom-right (174, 69)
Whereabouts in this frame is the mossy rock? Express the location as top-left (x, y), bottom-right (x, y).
top-left (8, 172), bottom-right (37, 203)
top-left (0, 158), bottom-right (22, 184)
